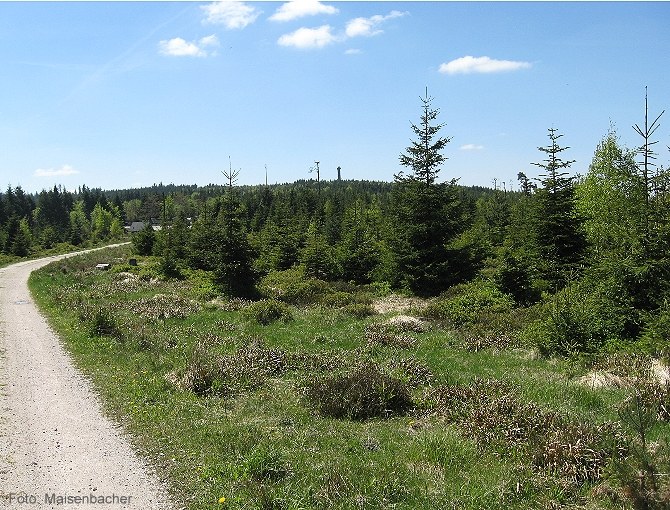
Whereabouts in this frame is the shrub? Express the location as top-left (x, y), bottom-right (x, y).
top-left (138, 262), bottom-right (162, 282)
top-left (424, 279), bottom-right (514, 327)
top-left (528, 271), bottom-right (640, 357)
top-left (423, 379), bottom-right (627, 486)
top-left (385, 357), bottom-right (434, 387)
top-left (364, 322), bottom-right (417, 349)
top-left (173, 340), bottom-right (283, 397)
top-left (131, 223), bottom-right (155, 256)
top-left (281, 278), bottom-right (335, 305)
top-left (183, 268), bottom-right (218, 301)
top-left (526, 286), bottom-right (594, 357)
top-left (305, 363), bottom-right (413, 420)
top-left (260, 267), bottom-right (329, 305)
top-left (495, 254), bottom-right (541, 305)
top-left (341, 302), bottom-right (376, 319)
top-left (242, 299), bottom-right (294, 325)
top-left (88, 307), bottom-right (122, 339)
top-left (609, 389), bottom-right (670, 509)
top-left (639, 301), bottom-right (670, 356)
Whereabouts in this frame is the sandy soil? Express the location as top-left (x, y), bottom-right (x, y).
top-left (372, 294), bottom-right (426, 314)
top-left (0, 248), bottom-right (174, 509)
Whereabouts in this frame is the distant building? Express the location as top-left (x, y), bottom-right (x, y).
top-left (124, 221), bottom-right (162, 233)
top-left (126, 221), bottom-right (145, 233)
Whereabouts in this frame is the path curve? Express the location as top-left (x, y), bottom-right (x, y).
top-left (0, 246), bottom-right (174, 509)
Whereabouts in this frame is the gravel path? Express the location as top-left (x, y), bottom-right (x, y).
top-left (0, 249), bottom-right (174, 509)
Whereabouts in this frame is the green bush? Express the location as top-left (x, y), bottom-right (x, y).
top-left (305, 363), bottom-right (413, 420)
top-left (341, 302), bottom-right (376, 319)
top-left (424, 279), bottom-right (514, 327)
top-left (495, 254), bottom-right (541, 305)
top-left (639, 301), bottom-right (670, 356)
top-left (131, 223), bottom-right (155, 256)
top-left (259, 266), bottom-right (305, 298)
top-left (243, 299), bottom-right (294, 325)
top-left (320, 291), bottom-right (356, 308)
top-left (260, 267), bottom-right (332, 305)
top-left (259, 267), bottom-right (376, 310)
top-left (137, 260), bottom-right (162, 281)
top-left (183, 268), bottom-right (218, 301)
top-left (527, 267), bottom-right (641, 357)
top-left (528, 286), bottom-right (594, 357)
top-left (282, 278), bottom-right (334, 305)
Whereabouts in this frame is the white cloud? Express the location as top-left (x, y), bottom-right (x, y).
top-left (345, 10), bottom-right (407, 38)
top-left (270, 0), bottom-right (338, 22)
top-left (35, 165), bottom-right (79, 177)
top-left (278, 25), bottom-right (338, 49)
top-left (439, 56), bottom-right (531, 75)
top-left (278, 10), bottom-right (408, 50)
top-left (460, 144), bottom-right (484, 151)
top-left (199, 34), bottom-right (220, 48)
top-left (201, 1), bottom-right (260, 30)
top-left (158, 35), bottom-right (219, 57)
top-left (344, 48), bottom-right (362, 55)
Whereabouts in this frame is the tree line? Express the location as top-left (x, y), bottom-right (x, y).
top-left (0, 184), bottom-right (127, 256)
top-left (3, 89), bottom-right (670, 355)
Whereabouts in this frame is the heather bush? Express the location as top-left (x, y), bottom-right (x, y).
top-left (423, 378), bottom-right (627, 486)
top-left (341, 302), bottom-right (376, 319)
top-left (242, 299), bottom-right (294, 325)
top-left (364, 322), bottom-right (417, 349)
top-left (173, 341), bottom-right (285, 397)
top-left (88, 306), bottom-right (122, 339)
top-left (305, 363), bottom-right (413, 420)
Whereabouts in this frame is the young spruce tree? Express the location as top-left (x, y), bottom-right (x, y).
top-left (214, 168), bottom-right (258, 297)
top-left (532, 128), bottom-right (586, 287)
top-left (391, 89), bottom-right (465, 296)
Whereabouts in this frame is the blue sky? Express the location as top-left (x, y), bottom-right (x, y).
top-left (1, 1), bottom-right (669, 193)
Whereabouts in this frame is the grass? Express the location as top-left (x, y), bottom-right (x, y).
top-left (28, 245), bottom-right (670, 509)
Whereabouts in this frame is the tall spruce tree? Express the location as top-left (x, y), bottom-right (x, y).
top-left (532, 128), bottom-right (586, 286)
top-left (397, 88), bottom-right (451, 186)
top-left (213, 168), bottom-right (258, 297)
top-left (391, 90), bottom-right (465, 296)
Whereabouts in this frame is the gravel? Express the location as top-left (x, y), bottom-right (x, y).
top-left (0, 248), bottom-right (174, 510)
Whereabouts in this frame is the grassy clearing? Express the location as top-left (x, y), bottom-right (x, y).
top-left (29, 245), bottom-right (670, 509)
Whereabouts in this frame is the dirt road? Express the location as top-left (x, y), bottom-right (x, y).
top-left (0, 248), bottom-right (174, 509)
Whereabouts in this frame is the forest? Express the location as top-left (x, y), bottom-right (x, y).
top-left (3, 92), bottom-right (670, 359)
top-left (13, 91), bottom-right (670, 508)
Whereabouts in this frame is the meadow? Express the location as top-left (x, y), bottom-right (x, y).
top-left (29, 244), bottom-right (669, 510)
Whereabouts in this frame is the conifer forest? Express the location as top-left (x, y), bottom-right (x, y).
top-left (6, 91), bottom-right (670, 508)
